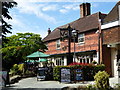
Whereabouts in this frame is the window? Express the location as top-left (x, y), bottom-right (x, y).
top-left (56, 39), bottom-right (60, 49)
top-left (77, 55), bottom-right (93, 64)
top-left (78, 33), bottom-right (85, 44)
top-left (55, 57), bottom-right (64, 66)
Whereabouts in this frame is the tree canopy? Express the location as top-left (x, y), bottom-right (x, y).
top-left (2, 33), bottom-right (47, 70)
top-left (1, 1), bottom-right (17, 43)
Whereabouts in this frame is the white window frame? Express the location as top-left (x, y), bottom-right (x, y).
top-left (55, 57), bottom-right (64, 66)
top-left (78, 33), bottom-right (85, 45)
top-left (56, 39), bottom-right (61, 49)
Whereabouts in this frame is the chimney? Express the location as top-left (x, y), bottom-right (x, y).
top-left (80, 3), bottom-right (91, 18)
top-left (48, 28), bottom-right (51, 35)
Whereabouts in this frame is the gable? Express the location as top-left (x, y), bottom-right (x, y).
top-left (43, 12), bottom-right (106, 42)
top-left (103, 1), bottom-right (120, 24)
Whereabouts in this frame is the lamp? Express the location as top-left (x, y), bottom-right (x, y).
top-left (72, 29), bottom-right (77, 62)
top-left (72, 29), bottom-right (77, 37)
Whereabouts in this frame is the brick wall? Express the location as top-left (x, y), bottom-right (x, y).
top-left (45, 30), bottom-right (99, 55)
top-left (103, 26), bottom-right (120, 44)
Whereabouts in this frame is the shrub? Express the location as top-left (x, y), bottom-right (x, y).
top-left (53, 66), bottom-right (67, 81)
top-left (114, 84), bottom-right (120, 90)
top-left (87, 84), bottom-right (96, 90)
top-left (94, 64), bottom-right (105, 72)
top-left (10, 64), bottom-right (19, 76)
top-left (10, 64), bottom-right (25, 76)
top-left (25, 70), bottom-right (35, 76)
top-left (92, 60), bottom-right (97, 64)
top-left (53, 64), bottom-right (105, 81)
top-left (94, 71), bottom-right (110, 89)
top-left (18, 63), bottom-right (24, 75)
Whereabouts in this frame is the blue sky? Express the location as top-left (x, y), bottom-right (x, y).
top-left (7, 0), bottom-right (118, 38)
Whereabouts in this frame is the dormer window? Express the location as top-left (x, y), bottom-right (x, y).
top-left (78, 33), bottom-right (85, 44)
top-left (56, 39), bottom-right (60, 49)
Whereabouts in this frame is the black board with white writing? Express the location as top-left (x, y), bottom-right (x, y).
top-left (60, 68), bottom-right (71, 83)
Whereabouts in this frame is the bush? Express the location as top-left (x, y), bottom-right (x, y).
top-left (53, 66), bottom-right (67, 81)
top-left (10, 64), bottom-right (25, 76)
top-left (24, 70), bottom-right (35, 76)
top-left (18, 64), bottom-right (24, 75)
top-left (53, 64), bottom-right (105, 81)
top-left (94, 71), bottom-right (110, 89)
top-left (10, 64), bottom-right (19, 76)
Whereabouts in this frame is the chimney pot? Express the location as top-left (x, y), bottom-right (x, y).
top-left (80, 3), bottom-right (91, 18)
top-left (48, 28), bottom-right (51, 35)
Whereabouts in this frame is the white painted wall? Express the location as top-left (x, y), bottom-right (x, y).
top-left (93, 52), bottom-right (99, 64)
top-left (64, 56), bottom-right (67, 66)
top-left (101, 21), bottom-right (119, 29)
top-left (111, 48), bottom-right (118, 77)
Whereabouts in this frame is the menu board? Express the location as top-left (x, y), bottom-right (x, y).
top-left (60, 68), bottom-right (71, 83)
top-left (75, 69), bottom-right (83, 81)
top-left (37, 67), bottom-right (48, 80)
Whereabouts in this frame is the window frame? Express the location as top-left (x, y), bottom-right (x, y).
top-left (78, 33), bottom-right (85, 45)
top-left (56, 39), bottom-right (61, 49)
top-left (55, 57), bottom-right (64, 66)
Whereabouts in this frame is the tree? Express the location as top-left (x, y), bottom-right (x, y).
top-left (2, 33), bottom-right (47, 70)
top-left (1, 1), bottom-right (17, 44)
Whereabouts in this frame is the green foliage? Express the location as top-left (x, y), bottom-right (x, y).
top-left (94, 64), bottom-right (105, 72)
top-left (53, 64), bottom-right (105, 81)
top-left (10, 64), bottom-right (25, 76)
top-left (92, 60), bottom-right (97, 64)
top-left (87, 84), bottom-right (96, 90)
top-left (10, 64), bottom-right (19, 75)
top-left (94, 71), bottom-right (110, 89)
top-left (53, 66), bottom-right (67, 81)
top-left (2, 33), bottom-right (47, 70)
top-left (1, 1), bottom-right (17, 42)
top-left (24, 70), bottom-right (35, 76)
top-left (18, 64), bottom-right (24, 72)
top-left (114, 84), bottom-right (120, 90)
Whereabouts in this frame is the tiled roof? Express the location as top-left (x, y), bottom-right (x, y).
top-left (43, 12), bottom-right (106, 42)
top-left (103, 1), bottom-right (120, 24)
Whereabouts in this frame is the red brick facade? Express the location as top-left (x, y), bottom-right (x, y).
top-left (103, 26), bottom-right (120, 44)
top-left (45, 30), bottom-right (99, 55)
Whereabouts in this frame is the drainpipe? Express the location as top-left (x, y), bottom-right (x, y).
top-left (98, 18), bottom-right (103, 64)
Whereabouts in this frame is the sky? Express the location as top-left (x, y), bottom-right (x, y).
top-left (6, 0), bottom-right (118, 39)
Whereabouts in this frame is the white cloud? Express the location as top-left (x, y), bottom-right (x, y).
top-left (42, 4), bottom-right (58, 11)
top-left (14, 0), bottom-right (57, 24)
top-left (6, 12), bottom-right (48, 38)
top-left (59, 4), bottom-right (79, 14)
top-left (59, 9), bottom-right (68, 13)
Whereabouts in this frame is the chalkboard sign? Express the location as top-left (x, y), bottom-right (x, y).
top-left (60, 68), bottom-right (71, 83)
top-left (37, 67), bottom-right (48, 80)
top-left (75, 69), bottom-right (83, 81)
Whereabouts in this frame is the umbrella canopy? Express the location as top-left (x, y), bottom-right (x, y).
top-left (25, 60), bottom-right (38, 63)
top-left (25, 59), bottom-right (48, 63)
top-left (39, 58), bottom-right (48, 62)
top-left (27, 51), bottom-right (50, 58)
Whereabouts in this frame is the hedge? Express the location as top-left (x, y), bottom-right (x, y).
top-left (53, 64), bottom-right (105, 81)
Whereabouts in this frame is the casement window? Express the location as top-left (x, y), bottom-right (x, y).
top-left (56, 39), bottom-right (60, 49)
top-left (78, 33), bottom-right (85, 44)
top-left (77, 55), bottom-right (93, 63)
top-left (55, 57), bottom-right (64, 66)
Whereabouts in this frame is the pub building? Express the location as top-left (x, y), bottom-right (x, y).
top-left (43, 1), bottom-right (120, 77)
